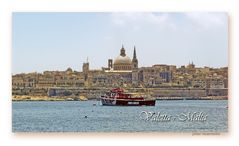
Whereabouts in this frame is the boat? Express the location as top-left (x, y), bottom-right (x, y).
top-left (100, 88), bottom-right (156, 106)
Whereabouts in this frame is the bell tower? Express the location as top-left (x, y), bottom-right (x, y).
top-left (108, 59), bottom-right (113, 69)
top-left (82, 57), bottom-right (89, 82)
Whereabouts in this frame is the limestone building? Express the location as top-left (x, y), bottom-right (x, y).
top-left (12, 45), bottom-right (228, 92)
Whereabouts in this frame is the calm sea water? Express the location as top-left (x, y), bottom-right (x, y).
top-left (12, 100), bottom-right (228, 132)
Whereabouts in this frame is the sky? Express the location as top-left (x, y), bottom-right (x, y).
top-left (12, 12), bottom-right (228, 74)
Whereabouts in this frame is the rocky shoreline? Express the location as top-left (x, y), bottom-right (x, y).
top-left (12, 95), bottom-right (227, 101)
top-left (12, 95), bottom-right (88, 101)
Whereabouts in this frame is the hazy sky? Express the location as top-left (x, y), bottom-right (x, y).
top-left (12, 12), bottom-right (228, 74)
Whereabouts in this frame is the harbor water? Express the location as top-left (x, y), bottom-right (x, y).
top-left (12, 100), bottom-right (228, 132)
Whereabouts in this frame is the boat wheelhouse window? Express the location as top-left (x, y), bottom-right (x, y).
top-left (111, 92), bottom-right (116, 97)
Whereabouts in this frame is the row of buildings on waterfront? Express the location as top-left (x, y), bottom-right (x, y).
top-left (12, 45), bottom-right (228, 91)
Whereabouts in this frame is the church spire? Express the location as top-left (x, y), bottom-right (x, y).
top-left (132, 46), bottom-right (138, 70)
top-left (133, 46), bottom-right (137, 59)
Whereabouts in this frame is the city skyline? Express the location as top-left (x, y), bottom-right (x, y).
top-left (12, 12), bottom-right (228, 74)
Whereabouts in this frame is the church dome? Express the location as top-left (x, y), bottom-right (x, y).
top-left (113, 45), bottom-right (132, 71)
top-left (114, 55), bottom-right (132, 65)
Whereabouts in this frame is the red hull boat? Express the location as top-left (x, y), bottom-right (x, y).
top-left (100, 88), bottom-right (156, 106)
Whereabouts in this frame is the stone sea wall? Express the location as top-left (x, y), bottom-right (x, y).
top-left (153, 88), bottom-right (228, 97)
top-left (12, 87), bottom-right (228, 101)
top-left (12, 95), bottom-right (88, 101)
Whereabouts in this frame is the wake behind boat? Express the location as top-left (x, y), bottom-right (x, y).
top-left (100, 88), bottom-right (156, 106)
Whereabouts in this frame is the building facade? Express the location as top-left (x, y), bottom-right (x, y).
top-left (12, 45), bottom-right (228, 94)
